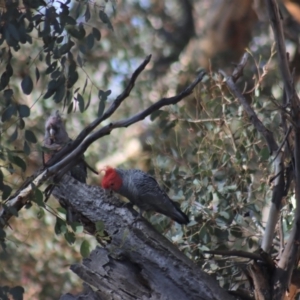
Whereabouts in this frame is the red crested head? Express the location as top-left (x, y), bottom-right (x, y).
top-left (101, 166), bottom-right (123, 191)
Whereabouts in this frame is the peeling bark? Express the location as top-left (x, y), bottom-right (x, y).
top-left (55, 176), bottom-right (234, 300)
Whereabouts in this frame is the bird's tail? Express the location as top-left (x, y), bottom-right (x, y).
top-left (170, 201), bottom-right (189, 225)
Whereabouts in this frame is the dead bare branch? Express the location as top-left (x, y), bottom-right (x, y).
top-left (204, 249), bottom-right (262, 261)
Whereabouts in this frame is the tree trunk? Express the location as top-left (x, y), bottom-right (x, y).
top-left (54, 176), bottom-right (234, 300)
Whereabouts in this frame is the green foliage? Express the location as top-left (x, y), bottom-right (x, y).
top-left (80, 240), bottom-right (90, 258)
top-left (32, 187), bottom-right (45, 207)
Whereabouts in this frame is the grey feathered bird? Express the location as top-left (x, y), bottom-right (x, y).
top-left (43, 111), bottom-right (87, 183)
top-left (101, 167), bottom-right (189, 224)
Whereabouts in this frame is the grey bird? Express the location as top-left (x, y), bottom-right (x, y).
top-left (101, 166), bottom-right (189, 225)
top-left (43, 110), bottom-right (96, 183)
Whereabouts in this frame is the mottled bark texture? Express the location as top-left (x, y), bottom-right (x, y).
top-left (55, 176), bottom-right (234, 300)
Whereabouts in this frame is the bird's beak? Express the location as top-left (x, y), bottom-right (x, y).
top-left (49, 128), bottom-right (55, 138)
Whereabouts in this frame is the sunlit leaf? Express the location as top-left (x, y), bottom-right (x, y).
top-left (80, 240), bottom-right (90, 258)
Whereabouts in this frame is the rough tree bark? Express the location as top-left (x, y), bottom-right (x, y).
top-left (55, 176), bottom-right (234, 300)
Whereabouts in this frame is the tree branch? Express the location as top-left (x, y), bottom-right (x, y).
top-left (46, 55), bottom-right (152, 167)
top-left (50, 70), bottom-right (206, 176)
top-left (204, 250), bottom-right (266, 261)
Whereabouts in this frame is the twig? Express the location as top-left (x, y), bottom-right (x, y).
top-left (204, 250), bottom-right (262, 261)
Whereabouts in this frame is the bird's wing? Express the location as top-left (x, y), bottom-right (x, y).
top-left (133, 171), bottom-right (175, 211)
top-left (133, 171), bottom-right (188, 224)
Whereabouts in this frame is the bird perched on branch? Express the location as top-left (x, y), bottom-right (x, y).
top-left (101, 167), bottom-right (189, 225)
top-left (43, 110), bottom-right (97, 183)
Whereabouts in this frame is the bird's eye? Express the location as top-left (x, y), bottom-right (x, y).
top-left (110, 183), bottom-right (114, 187)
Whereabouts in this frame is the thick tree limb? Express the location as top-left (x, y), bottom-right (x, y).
top-left (55, 176), bottom-right (234, 300)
